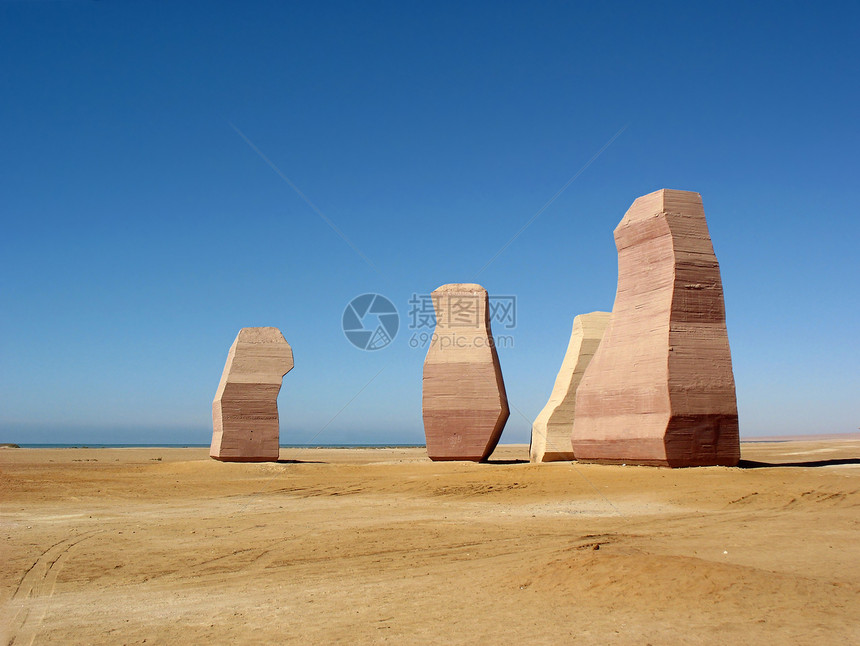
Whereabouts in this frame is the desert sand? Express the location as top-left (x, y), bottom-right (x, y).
top-left (1, 438), bottom-right (858, 644)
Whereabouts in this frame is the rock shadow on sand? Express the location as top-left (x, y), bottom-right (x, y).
top-left (738, 458), bottom-right (860, 469)
top-left (276, 459), bottom-right (326, 464)
top-left (483, 458), bottom-right (530, 465)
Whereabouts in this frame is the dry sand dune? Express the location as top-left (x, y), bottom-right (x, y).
top-left (1, 439), bottom-right (859, 644)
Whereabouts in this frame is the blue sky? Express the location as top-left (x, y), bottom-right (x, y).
top-left (1, 1), bottom-right (857, 445)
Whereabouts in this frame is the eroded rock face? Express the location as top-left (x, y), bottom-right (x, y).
top-left (530, 311), bottom-right (610, 463)
top-left (210, 327), bottom-right (294, 462)
top-left (422, 284), bottom-right (509, 461)
top-left (571, 190), bottom-right (740, 467)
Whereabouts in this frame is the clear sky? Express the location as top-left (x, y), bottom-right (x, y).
top-left (2, 1), bottom-right (858, 445)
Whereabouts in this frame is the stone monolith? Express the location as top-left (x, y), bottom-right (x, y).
top-left (422, 284), bottom-right (509, 461)
top-left (571, 189), bottom-right (740, 467)
top-left (210, 327), bottom-right (294, 462)
top-left (530, 311), bottom-right (610, 463)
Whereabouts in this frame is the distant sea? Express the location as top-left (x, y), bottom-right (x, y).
top-left (13, 434), bottom-right (860, 449)
top-left (15, 443), bottom-right (427, 449)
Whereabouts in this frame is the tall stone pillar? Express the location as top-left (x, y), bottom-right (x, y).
top-left (572, 190), bottom-right (740, 467)
top-left (530, 311), bottom-right (610, 463)
top-left (422, 284), bottom-right (509, 461)
top-left (211, 327), bottom-right (294, 462)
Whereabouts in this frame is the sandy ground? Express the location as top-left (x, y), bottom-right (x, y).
top-left (1, 439), bottom-right (858, 645)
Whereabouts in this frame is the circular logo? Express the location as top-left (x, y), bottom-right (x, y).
top-left (342, 293), bottom-right (399, 350)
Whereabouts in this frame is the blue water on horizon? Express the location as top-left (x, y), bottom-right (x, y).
top-left (13, 443), bottom-right (427, 449)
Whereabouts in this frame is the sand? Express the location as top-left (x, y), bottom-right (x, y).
top-left (1, 439), bottom-right (858, 644)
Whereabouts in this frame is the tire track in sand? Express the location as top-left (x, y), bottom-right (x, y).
top-left (3, 530), bottom-right (102, 646)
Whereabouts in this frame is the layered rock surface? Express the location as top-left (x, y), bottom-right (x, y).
top-left (210, 327), bottom-right (294, 462)
top-left (530, 311), bottom-right (610, 463)
top-left (571, 189), bottom-right (740, 467)
top-left (422, 284), bottom-right (509, 461)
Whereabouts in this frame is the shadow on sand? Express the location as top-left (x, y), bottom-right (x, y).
top-left (273, 458), bottom-right (859, 468)
top-left (739, 458), bottom-right (860, 469)
top-left (483, 459), bottom-right (530, 465)
top-left (276, 459), bottom-right (326, 464)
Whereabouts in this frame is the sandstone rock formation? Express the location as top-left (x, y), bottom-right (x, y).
top-left (530, 311), bottom-right (610, 463)
top-left (210, 327), bottom-right (294, 462)
top-left (422, 284), bottom-right (509, 461)
top-left (571, 189), bottom-right (740, 467)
